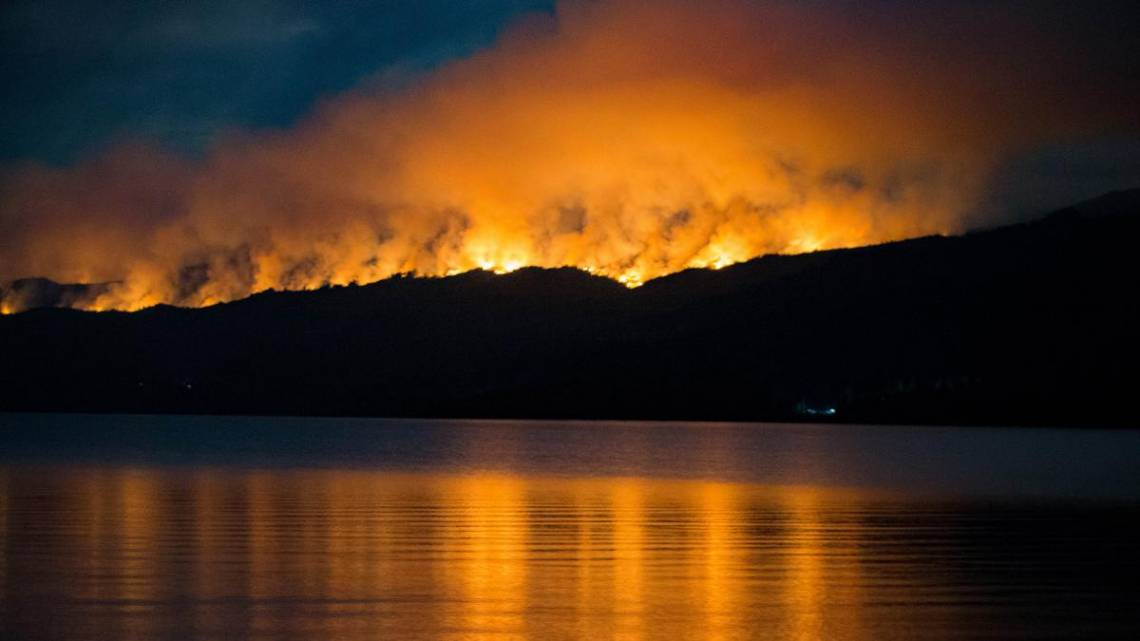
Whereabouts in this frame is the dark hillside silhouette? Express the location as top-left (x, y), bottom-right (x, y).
top-left (2, 190), bottom-right (1138, 425)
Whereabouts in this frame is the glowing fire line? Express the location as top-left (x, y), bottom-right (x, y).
top-left (7, 0), bottom-right (1127, 313)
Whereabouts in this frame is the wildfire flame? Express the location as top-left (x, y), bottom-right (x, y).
top-left (1, 0), bottom-right (1136, 312)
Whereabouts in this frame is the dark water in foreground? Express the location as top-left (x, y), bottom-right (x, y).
top-left (2, 415), bottom-right (1140, 640)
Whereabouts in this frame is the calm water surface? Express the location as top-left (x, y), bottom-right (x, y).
top-left (2, 415), bottom-right (1140, 640)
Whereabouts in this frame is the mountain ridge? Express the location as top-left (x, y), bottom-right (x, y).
top-left (8, 186), bottom-right (1140, 316)
top-left (2, 189), bottom-right (1138, 426)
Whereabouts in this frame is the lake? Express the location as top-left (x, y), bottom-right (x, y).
top-left (2, 414), bottom-right (1140, 640)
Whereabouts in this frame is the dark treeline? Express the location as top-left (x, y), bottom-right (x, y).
top-left (2, 190), bottom-right (1138, 426)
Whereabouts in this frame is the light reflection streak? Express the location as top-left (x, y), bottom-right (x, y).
top-left (191, 471), bottom-right (226, 638)
top-left (611, 478), bottom-right (646, 641)
top-left (698, 481), bottom-right (739, 641)
top-left (444, 474), bottom-right (529, 641)
top-left (786, 488), bottom-right (824, 641)
top-left (0, 467), bottom-right (907, 641)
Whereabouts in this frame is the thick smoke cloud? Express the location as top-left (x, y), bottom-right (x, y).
top-left (2, 0), bottom-right (1137, 310)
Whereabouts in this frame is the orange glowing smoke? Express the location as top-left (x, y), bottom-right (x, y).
top-left (1, 0), bottom-right (1137, 311)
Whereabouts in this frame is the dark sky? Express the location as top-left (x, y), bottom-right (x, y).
top-left (1, 0), bottom-right (555, 163)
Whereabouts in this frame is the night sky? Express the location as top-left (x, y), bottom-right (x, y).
top-left (1, 0), bottom-right (555, 162)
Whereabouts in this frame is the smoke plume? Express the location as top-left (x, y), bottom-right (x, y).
top-left (2, 0), bottom-right (1137, 311)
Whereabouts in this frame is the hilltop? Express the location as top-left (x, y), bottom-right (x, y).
top-left (2, 190), bottom-right (1138, 425)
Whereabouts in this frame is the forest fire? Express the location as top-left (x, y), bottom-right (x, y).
top-left (1, 0), bottom-right (1136, 312)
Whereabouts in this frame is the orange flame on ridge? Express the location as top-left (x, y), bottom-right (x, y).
top-left (1, 0), bottom-right (1137, 311)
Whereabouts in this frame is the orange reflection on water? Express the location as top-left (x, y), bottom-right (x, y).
top-left (785, 487), bottom-right (868, 641)
top-left (441, 474), bottom-right (529, 641)
top-left (611, 478), bottom-right (646, 641)
top-left (0, 467), bottom-right (890, 641)
top-left (115, 470), bottom-right (161, 641)
top-left (786, 488), bottom-right (825, 641)
top-left (697, 481), bottom-right (739, 641)
top-left (190, 471), bottom-right (227, 637)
